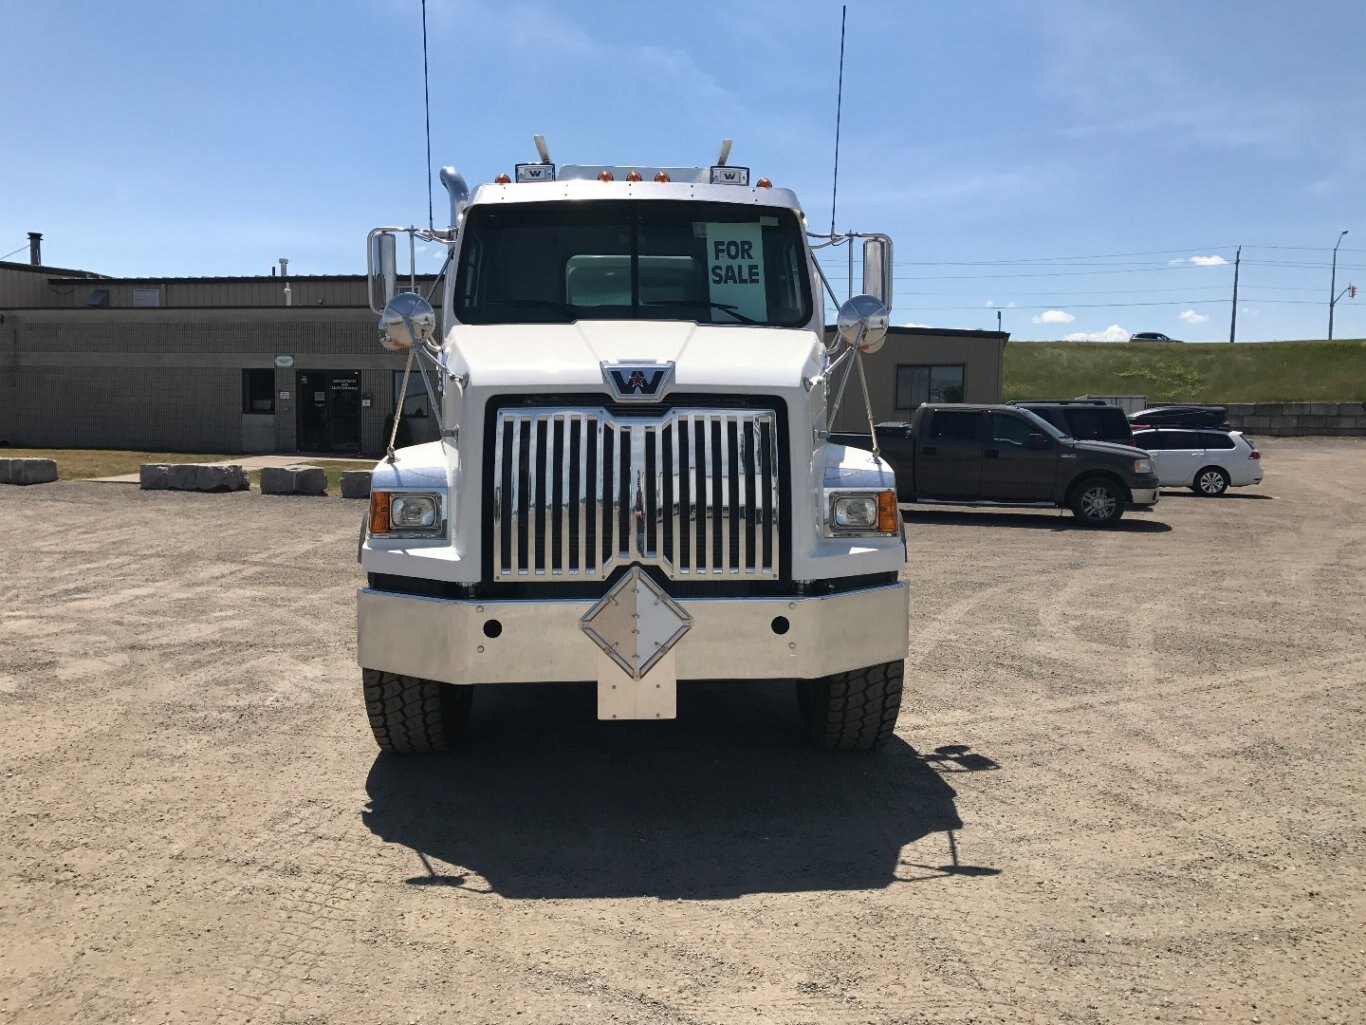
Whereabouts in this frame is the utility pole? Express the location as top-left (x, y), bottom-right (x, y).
top-left (1330, 229), bottom-right (1349, 340)
top-left (997, 310), bottom-right (1002, 333)
top-left (1229, 246), bottom-right (1241, 343)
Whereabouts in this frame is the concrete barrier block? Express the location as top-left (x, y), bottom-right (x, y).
top-left (293, 466), bottom-right (326, 495)
top-left (167, 464), bottom-right (199, 490)
top-left (261, 465), bottom-right (327, 496)
top-left (1299, 414), bottom-right (1327, 429)
top-left (139, 463), bottom-right (171, 490)
top-left (0, 457), bottom-right (59, 485)
top-left (340, 470), bottom-right (372, 500)
top-left (1244, 415), bottom-right (1270, 429)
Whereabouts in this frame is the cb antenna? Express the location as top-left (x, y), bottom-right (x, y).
top-left (422, 0), bottom-right (434, 230)
top-left (829, 4), bottom-right (847, 237)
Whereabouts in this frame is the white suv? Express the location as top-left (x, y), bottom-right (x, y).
top-left (1130, 428), bottom-right (1263, 495)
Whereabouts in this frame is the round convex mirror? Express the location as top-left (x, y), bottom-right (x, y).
top-left (836, 294), bottom-right (890, 354)
top-left (379, 292), bottom-right (437, 351)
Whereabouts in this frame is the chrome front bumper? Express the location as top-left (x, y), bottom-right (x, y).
top-left (357, 581), bottom-right (909, 685)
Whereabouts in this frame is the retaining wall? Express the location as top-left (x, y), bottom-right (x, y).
top-left (1221, 402), bottom-right (1366, 437)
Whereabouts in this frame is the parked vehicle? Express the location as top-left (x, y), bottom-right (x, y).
top-left (1129, 405), bottom-right (1229, 429)
top-left (1130, 332), bottom-right (1183, 343)
top-left (356, 141), bottom-right (911, 753)
top-left (1129, 428), bottom-right (1262, 495)
top-left (830, 403), bottom-right (1159, 527)
top-left (1008, 400), bottom-right (1135, 446)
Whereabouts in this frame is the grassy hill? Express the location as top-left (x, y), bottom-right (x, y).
top-left (1003, 339), bottom-right (1366, 404)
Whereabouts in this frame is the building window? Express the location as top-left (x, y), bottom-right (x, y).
top-left (393, 371), bottom-right (430, 420)
top-left (132, 287), bottom-right (161, 308)
top-left (241, 369), bottom-right (275, 413)
top-left (895, 364), bottom-right (964, 409)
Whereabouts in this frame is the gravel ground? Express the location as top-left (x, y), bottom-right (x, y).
top-left (2, 437), bottom-right (1363, 1025)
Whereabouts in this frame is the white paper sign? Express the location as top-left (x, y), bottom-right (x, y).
top-left (705, 223), bottom-right (767, 323)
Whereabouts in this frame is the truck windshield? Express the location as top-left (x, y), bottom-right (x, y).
top-left (452, 200), bottom-right (813, 328)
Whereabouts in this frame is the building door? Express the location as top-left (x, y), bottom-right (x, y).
top-left (296, 370), bottom-right (362, 453)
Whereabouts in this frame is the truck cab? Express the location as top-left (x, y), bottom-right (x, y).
top-left (356, 148), bottom-right (910, 752)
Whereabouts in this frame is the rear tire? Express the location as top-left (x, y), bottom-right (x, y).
top-left (1069, 476), bottom-right (1125, 527)
top-left (362, 669), bottom-right (472, 754)
top-left (797, 661), bottom-right (904, 751)
top-left (1192, 466), bottom-right (1230, 496)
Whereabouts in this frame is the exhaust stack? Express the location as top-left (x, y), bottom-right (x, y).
top-left (28, 232), bottom-right (42, 266)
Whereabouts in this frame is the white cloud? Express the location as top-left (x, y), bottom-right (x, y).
top-left (1032, 309), bottom-right (1076, 324)
top-left (1240, 306), bottom-right (1260, 316)
top-left (1006, 302), bottom-right (1017, 309)
top-left (1063, 325), bottom-right (1130, 342)
top-left (899, 321), bottom-right (931, 328)
top-left (1179, 309), bottom-right (1210, 325)
top-left (1169, 255), bottom-right (1229, 266)
top-left (984, 300), bottom-right (996, 308)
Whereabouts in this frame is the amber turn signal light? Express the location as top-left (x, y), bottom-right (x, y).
top-left (369, 491), bottom-right (391, 535)
top-left (493, 173), bottom-right (511, 185)
top-left (877, 490), bottom-right (898, 534)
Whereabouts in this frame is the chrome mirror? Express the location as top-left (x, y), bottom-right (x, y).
top-left (836, 294), bottom-right (890, 354)
top-left (862, 236), bottom-right (894, 310)
top-left (379, 292), bottom-right (437, 351)
top-left (368, 231), bottom-right (398, 313)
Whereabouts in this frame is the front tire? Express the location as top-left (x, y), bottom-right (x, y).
top-left (1192, 466), bottom-right (1230, 496)
top-left (362, 669), bottom-right (472, 753)
top-left (797, 661), bottom-right (904, 751)
top-left (1069, 476), bottom-right (1125, 527)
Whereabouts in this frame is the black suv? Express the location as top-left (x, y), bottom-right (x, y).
top-left (1008, 400), bottom-right (1135, 446)
top-left (1128, 405), bottom-right (1229, 429)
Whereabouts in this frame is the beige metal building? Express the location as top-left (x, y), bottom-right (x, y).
top-left (2, 257), bottom-right (1007, 457)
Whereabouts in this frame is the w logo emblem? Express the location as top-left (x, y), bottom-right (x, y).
top-left (603, 361), bottom-right (674, 401)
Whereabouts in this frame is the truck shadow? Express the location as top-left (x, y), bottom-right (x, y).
top-left (902, 508), bottom-right (1172, 532)
top-left (362, 681), bottom-right (970, 900)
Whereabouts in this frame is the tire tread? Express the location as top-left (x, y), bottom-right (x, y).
top-left (361, 669), bottom-right (469, 754)
top-left (799, 661), bottom-right (904, 752)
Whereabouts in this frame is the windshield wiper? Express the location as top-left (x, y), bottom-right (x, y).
top-left (643, 300), bottom-right (759, 325)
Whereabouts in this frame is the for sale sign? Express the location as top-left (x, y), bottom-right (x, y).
top-left (704, 223), bottom-right (767, 323)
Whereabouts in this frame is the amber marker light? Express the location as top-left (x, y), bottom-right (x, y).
top-left (877, 490), bottom-right (898, 533)
top-left (598, 170), bottom-right (615, 182)
top-left (625, 170), bottom-right (642, 182)
top-left (493, 173), bottom-right (511, 185)
top-left (654, 172), bottom-right (671, 183)
top-left (369, 491), bottom-right (392, 535)
top-left (756, 177), bottom-right (773, 189)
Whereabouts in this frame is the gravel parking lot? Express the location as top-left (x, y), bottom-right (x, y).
top-left (3, 437), bottom-right (1364, 1025)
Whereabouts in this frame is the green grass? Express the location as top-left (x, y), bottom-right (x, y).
top-left (1, 448), bottom-right (374, 495)
top-left (1004, 339), bottom-right (1366, 404)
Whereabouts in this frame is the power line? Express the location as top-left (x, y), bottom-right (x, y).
top-left (1, 243), bottom-right (30, 261)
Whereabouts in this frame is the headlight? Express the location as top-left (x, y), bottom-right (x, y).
top-left (369, 491), bottom-right (446, 537)
top-left (1133, 458), bottom-right (1153, 474)
top-left (827, 490), bottom-right (898, 537)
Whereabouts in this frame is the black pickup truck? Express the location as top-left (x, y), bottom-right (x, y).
top-left (830, 403), bottom-right (1160, 527)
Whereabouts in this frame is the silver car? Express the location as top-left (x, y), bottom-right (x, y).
top-left (1130, 428), bottom-right (1263, 495)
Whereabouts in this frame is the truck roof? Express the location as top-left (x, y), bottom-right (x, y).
top-left (465, 178), bottom-right (803, 212)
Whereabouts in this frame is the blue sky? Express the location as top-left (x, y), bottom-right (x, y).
top-left (3, 0), bottom-right (1364, 341)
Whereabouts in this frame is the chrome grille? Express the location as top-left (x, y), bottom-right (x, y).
top-left (491, 407), bottom-right (781, 580)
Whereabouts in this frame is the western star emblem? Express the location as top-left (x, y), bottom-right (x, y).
top-left (602, 361), bottom-right (675, 401)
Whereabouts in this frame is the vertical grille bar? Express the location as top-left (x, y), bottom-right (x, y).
top-left (509, 417), bottom-right (522, 574)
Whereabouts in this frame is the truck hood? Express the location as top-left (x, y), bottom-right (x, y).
top-left (445, 320), bottom-right (823, 393)
top-left (1071, 439), bottom-right (1150, 459)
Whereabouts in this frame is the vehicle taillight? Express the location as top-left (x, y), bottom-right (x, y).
top-left (1249, 450), bottom-right (1260, 460)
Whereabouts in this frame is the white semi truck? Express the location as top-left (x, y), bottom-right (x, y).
top-left (357, 140), bottom-right (908, 752)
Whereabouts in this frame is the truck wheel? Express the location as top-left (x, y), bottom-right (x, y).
top-left (1069, 476), bottom-right (1125, 527)
top-left (797, 661), bottom-right (904, 751)
top-left (362, 669), bottom-right (472, 754)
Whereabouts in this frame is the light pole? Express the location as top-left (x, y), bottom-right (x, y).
top-left (1330, 229), bottom-right (1349, 340)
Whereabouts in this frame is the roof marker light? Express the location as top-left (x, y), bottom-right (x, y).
top-left (654, 172), bottom-right (671, 183)
top-left (756, 177), bottom-right (773, 189)
top-left (598, 170), bottom-right (615, 182)
top-left (494, 173), bottom-right (511, 185)
top-left (625, 170), bottom-right (642, 182)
